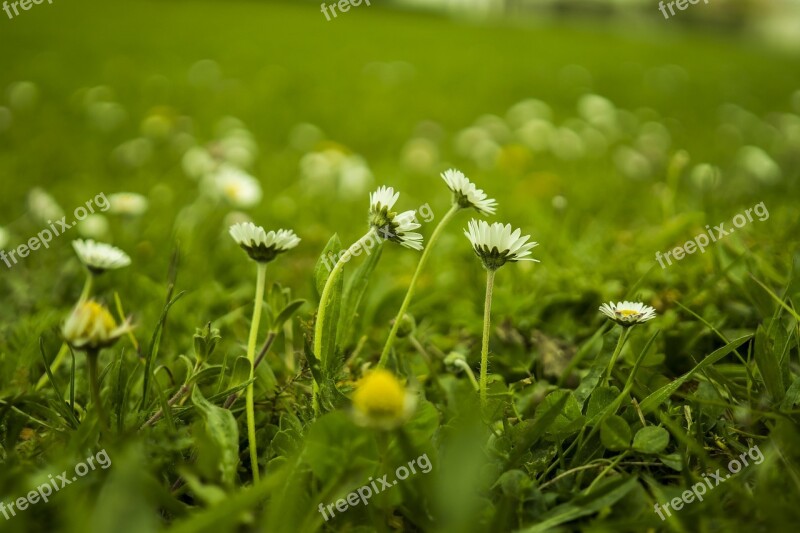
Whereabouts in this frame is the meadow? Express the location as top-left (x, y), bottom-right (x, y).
top-left (1, 0), bottom-right (799, 531)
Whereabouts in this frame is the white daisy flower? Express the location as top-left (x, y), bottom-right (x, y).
top-left (368, 186), bottom-right (424, 250)
top-left (108, 192), bottom-right (149, 216)
top-left (72, 239), bottom-right (131, 273)
top-left (213, 165), bottom-right (262, 208)
top-left (464, 219), bottom-right (538, 270)
top-left (441, 169), bottom-right (497, 215)
top-left (28, 187), bottom-right (64, 223)
top-left (229, 222), bottom-right (300, 263)
top-left (599, 301), bottom-right (656, 327)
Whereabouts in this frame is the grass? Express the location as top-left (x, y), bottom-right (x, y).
top-left (1, 0), bottom-right (799, 531)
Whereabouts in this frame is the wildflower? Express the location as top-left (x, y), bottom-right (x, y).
top-left (441, 169), bottom-right (497, 215)
top-left (108, 192), bottom-right (149, 216)
top-left (599, 301), bottom-right (657, 327)
top-left (230, 221), bottom-right (299, 483)
top-left (62, 300), bottom-right (132, 351)
top-left (464, 219), bottom-right (538, 271)
top-left (72, 239), bottom-right (131, 274)
top-left (368, 186), bottom-right (423, 250)
top-left (464, 219), bottom-right (539, 411)
top-left (28, 187), bottom-right (64, 222)
top-left (352, 370), bottom-right (415, 430)
top-left (76, 214), bottom-right (111, 240)
top-left (213, 165), bottom-right (262, 208)
top-left (229, 222), bottom-right (300, 263)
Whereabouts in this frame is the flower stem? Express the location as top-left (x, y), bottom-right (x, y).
top-left (603, 327), bottom-right (630, 386)
top-left (312, 231), bottom-right (374, 414)
top-left (86, 349), bottom-right (107, 431)
top-left (479, 269), bottom-right (496, 411)
top-left (378, 204), bottom-right (460, 369)
top-left (246, 262), bottom-right (268, 483)
top-left (37, 273), bottom-right (95, 391)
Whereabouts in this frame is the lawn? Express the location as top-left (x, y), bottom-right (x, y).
top-left (1, 0), bottom-right (799, 531)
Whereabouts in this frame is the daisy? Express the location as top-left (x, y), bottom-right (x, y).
top-left (229, 221), bottom-right (299, 482)
top-left (229, 222), bottom-right (300, 263)
top-left (441, 169), bottom-right (497, 215)
top-left (63, 300), bottom-right (133, 351)
top-left (352, 369), bottom-right (416, 430)
top-left (368, 186), bottom-right (424, 250)
top-left (213, 165), bottom-right (262, 208)
top-left (72, 239), bottom-right (131, 273)
top-left (108, 192), bottom-right (149, 216)
top-left (464, 219), bottom-right (539, 411)
top-left (599, 301), bottom-right (657, 327)
top-left (464, 219), bottom-right (538, 271)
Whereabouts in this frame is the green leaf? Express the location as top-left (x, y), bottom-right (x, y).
top-left (585, 386), bottom-right (619, 422)
top-left (639, 334), bottom-right (752, 414)
top-left (600, 415), bottom-right (631, 451)
top-left (337, 243), bottom-right (383, 348)
top-left (517, 476), bottom-right (638, 532)
top-left (273, 299), bottom-right (306, 331)
top-left (507, 393), bottom-right (569, 467)
top-left (314, 234), bottom-right (342, 298)
top-left (754, 325), bottom-right (785, 403)
top-left (632, 426), bottom-right (669, 454)
top-left (228, 356), bottom-right (252, 389)
top-left (533, 390), bottom-right (584, 440)
top-left (191, 386), bottom-right (239, 487)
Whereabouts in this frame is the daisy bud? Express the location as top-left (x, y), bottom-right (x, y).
top-left (352, 370), bottom-right (416, 430)
top-left (193, 323), bottom-right (221, 363)
top-left (63, 300), bottom-right (133, 351)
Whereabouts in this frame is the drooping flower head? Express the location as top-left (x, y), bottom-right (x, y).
top-left (72, 239), bottom-right (131, 274)
top-left (63, 300), bottom-right (133, 351)
top-left (441, 169), bottom-right (497, 215)
top-left (464, 219), bottom-right (538, 271)
top-left (229, 222), bottom-right (300, 263)
top-left (368, 186), bottom-right (423, 250)
top-left (599, 301), bottom-right (656, 327)
top-left (352, 369), bottom-right (416, 430)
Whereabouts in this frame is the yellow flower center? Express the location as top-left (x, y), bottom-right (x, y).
top-left (617, 309), bottom-right (638, 317)
top-left (352, 370), bottom-right (406, 421)
top-left (224, 183), bottom-right (242, 199)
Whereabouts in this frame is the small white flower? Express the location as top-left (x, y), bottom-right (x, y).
top-left (72, 239), bottom-right (131, 273)
top-left (599, 301), bottom-right (656, 327)
top-left (77, 214), bottom-right (111, 240)
top-left (28, 187), bottom-right (64, 222)
top-left (213, 165), bottom-right (262, 208)
top-left (229, 222), bottom-right (300, 263)
top-left (441, 169), bottom-right (497, 215)
top-left (108, 192), bottom-right (149, 216)
top-left (464, 219), bottom-right (538, 270)
top-left (368, 186), bottom-right (424, 250)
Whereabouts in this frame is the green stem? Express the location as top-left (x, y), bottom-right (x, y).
top-left (246, 262), bottom-right (268, 483)
top-left (454, 360), bottom-right (479, 391)
top-left (37, 274), bottom-right (95, 391)
top-left (603, 327), bottom-right (630, 386)
top-left (479, 269), bottom-right (496, 411)
top-left (78, 272), bottom-right (94, 304)
top-left (312, 231), bottom-right (374, 414)
top-left (86, 349), bottom-right (107, 431)
top-left (378, 204), bottom-right (460, 369)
